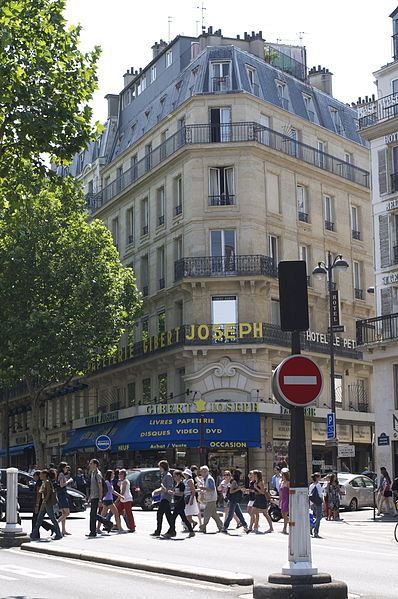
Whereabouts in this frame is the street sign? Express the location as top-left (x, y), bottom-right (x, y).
top-left (377, 432), bottom-right (390, 446)
top-left (328, 325), bottom-right (345, 333)
top-left (272, 354), bottom-right (323, 409)
top-left (95, 434), bottom-right (111, 451)
top-left (338, 444), bottom-right (355, 458)
top-left (327, 413), bottom-right (335, 439)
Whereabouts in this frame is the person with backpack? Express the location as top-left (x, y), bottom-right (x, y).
top-left (98, 469), bottom-right (125, 531)
top-left (222, 469), bottom-right (249, 533)
top-left (30, 470), bottom-right (62, 540)
top-left (86, 458), bottom-right (113, 537)
top-left (309, 472), bottom-right (323, 538)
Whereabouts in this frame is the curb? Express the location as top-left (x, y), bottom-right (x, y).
top-left (21, 543), bottom-right (253, 586)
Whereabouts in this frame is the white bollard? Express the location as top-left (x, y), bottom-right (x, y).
top-left (2, 467), bottom-right (22, 533)
top-left (282, 487), bottom-right (317, 576)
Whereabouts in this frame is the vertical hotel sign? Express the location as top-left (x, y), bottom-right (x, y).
top-left (330, 289), bottom-right (340, 327)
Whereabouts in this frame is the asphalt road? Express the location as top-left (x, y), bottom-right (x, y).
top-left (12, 508), bottom-right (398, 599)
top-left (0, 548), bottom-right (251, 599)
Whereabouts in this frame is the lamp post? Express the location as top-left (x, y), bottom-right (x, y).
top-left (312, 252), bottom-right (349, 472)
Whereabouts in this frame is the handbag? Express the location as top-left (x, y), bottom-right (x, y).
top-left (309, 486), bottom-right (322, 506)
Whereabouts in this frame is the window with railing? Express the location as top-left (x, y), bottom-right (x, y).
top-left (324, 195), bottom-right (334, 231)
top-left (209, 166), bottom-right (235, 205)
top-left (141, 198), bottom-right (148, 236)
top-left (297, 185), bottom-right (309, 222)
top-left (157, 186), bottom-right (165, 227)
top-left (174, 175), bottom-right (183, 216)
top-left (353, 261), bottom-right (363, 300)
top-left (351, 206), bottom-right (360, 240)
top-left (126, 208), bottom-right (134, 245)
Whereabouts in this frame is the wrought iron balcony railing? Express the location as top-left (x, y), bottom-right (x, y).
top-left (354, 288), bottom-right (363, 300)
top-left (357, 312), bottom-right (398, 345)
top-left (174, 255), bottom-right (278, 280)
top-left (208, 194), bottom-right (235, 206)
top-left (325, 220), bottom-right (335, 231)
top-left (158, 215), bottom-right (165, 226)
top-left (298, 211), bottom-right (309, 223)
top-left (175, 204), bottom-right (182, 216)
top-left (352, 230), bottom-right (361, 240)
top-left (358, 92), bottom-right (398, 129)
top-left (86, 122), bottom-right (370, 213)
top-left (128, 234), bottom-right (134, 244)
top-left (212, 76), bottom-right (231, 92)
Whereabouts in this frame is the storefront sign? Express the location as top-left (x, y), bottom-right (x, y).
top-left (47, 435), bottom-right (61, 447)
top-left (273, 419), bottom-right (291, 440)
top-left (338, 444), bottom-right (355, 458)
top-left (386, 198), bottom-right (398, 211)
top-left (144, 400), bottom-right (259, 415)
top-left (336, 424), bottom-right (352, 443)
top-left (305, 330), bottom-right (356, 349)
top-left (353, 425), bottom-right (372, 443)
top-left (385, 131), bottom-right (398, 144)
top-left (279, 406), bottom-right (316, 417)
top-left (382, 272), bottom-right (398, 285)
top-left (312, 421), bottom-right (327, 442)
top-left (85, 410), bottom-right (120, 426)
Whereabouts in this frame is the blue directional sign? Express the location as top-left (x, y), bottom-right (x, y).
top-left (95, 434), bottom-right (111, 451)
top-left (327, 413), bottom-right (335, 439)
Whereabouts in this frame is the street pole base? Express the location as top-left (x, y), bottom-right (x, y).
top-left (0, 530), bottom-right (31, 548)
top-left (282, 561), bottom-right (318, 576)
top-left (253, 572), bottom-right (348, 599)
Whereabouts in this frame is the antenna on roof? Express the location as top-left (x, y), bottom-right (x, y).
top-left (194, 2), bottom-right (207, 34)
top-left (168, 16), bottom-right (174, 42)
top-left (297, 32), bottom-right (308, 45)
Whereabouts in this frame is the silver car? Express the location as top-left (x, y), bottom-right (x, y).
top-left (333, 473), bottom-right (375, 511)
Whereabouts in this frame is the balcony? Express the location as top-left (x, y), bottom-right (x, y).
top-left (358, 92), bottom-right (398, 129)
top-left (352, 230), bottom-right (361, 240)
top-left (357, 312), bottom-right (398, 345)
top-left (86, 122), bottom-right (369, 213)
top-left (325, 220), bottom-right (335, 231)
top-left (208, 194), bottom-right (235, 206)
top-left (175, 204), bottom-right (182, 216)
top-left (298, 211), bottom-right (309, 223)
top-left (354, 288), bottom-right (363, 300)
top-left (212, 76), bottom-right (231, 92)
top-left (174, 255), bottom-right (278, 281)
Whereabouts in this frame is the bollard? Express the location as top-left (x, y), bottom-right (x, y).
top-left (0, 467), bottom-right (30, 547)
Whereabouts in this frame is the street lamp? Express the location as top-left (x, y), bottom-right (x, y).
top-left (312, 252), bottom-right (349, 472)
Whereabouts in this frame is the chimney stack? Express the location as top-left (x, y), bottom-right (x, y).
top-left (105, 94), bottom-right (119, 119)
top-left (151, 39), bottom-right (168, 59)
top-left (123, 68), bottom-right (135, 87)
top-left (308, 66), bottom-right (333, 97)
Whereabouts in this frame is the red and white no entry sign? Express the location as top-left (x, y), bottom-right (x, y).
top-left (272, 354), bottom-right (323, 409)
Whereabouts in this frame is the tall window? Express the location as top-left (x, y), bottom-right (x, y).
top-left (353, 261), bottom-right (363, 299)
top-left (151, 65), bottom-right (157, 83)
top-left (141, 315), bottom-right (149, 340)
top-left (211, 296), bottom-right (237, 324)
top-left (296, 185), bottom-right (308, 222)
top-left (174, 236), bottom-right (183, 261)
top-left (165, 49), bottom-right (173, 68)
top-left (211, 62), bottom-right (231, 92)
top-left (271, 299), bottom-right (281, 326)
top-left (351, 206), bottom-right (360, 239)
top-left (158, 246), bottom-right (165, 289)
top-left (324, 195), bottom-right (334, 231)
top-left (246, 66), bottom-right (257, 94)
top-left (211, 229), bottom-right (236, 273)
top-left (142, 378), bottom-right (151, 404)
top-left (126, 207), bottom-right (134, 244)
top-left (174, 175), bottom-right (183, 215)
top-left (290, 128), bottom-right (298, 158)
top-left (303, 93), bottom-right (315, 122)
top-left (329, 107), bottom-right (343, 134)
top-left (334, 374), bottom-right (343, 406)
top-left (111, 217), bottom-right (119, 248)
top-left (131, 154), bottom-right (138, 180)
top-left (317, 141), bottom-right (325, 169)
top-left (209, 107), bottom-right (232, 142)
top-left (141, 198), bottom-right (149, 236)
top-left (145, 143), bottom-right (152, 172)
top-left (209, 167), bottom-right (234, 205)
top-left (158, 309), bottom-right (165, 333)
top-left (259, 114), bottom-right (270, 145)
top-left (127, 382), bottom-right (136, 406)
top-left (268, 235), bottom-right (279, 265)
top-left (141, 255), bottom-right (149, 296)
top-left (157, 187), bottom-right (165, 226)
top-left (378, 149), bottom-right (388, 195)
top-left (158, 373), bottom-right (168, 403)
top-left (276, 81), bottom-right (288, 109)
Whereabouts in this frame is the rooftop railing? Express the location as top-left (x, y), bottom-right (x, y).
top-left (87, 122), bottom-right (369, 213)
top-left (358, 92), bottom-right (398, 129)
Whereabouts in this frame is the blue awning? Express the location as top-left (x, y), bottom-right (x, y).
top-left (0, 444), bottom-right (33, 457)
top-left (63, 412), bottom-right (261, 453)
top-left (62, 420), bottom-right (134, 453)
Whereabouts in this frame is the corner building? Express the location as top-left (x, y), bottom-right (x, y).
top-left (356, 8), bottom-right (398, 478)
top-left (2, 29), bottom-right (375, 477)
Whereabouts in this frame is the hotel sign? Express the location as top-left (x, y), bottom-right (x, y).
top-left (382, 272), bottom-right (398, 285)
top-left (386, 198), bottom-right (398, 211)
top-left (385, 131), bottom-right (398, 144)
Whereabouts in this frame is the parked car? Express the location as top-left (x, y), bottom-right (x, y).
top-left (0, 469), bottom-right (86, 518)
top-left (127, 467), bottom-right (175, 511)
top-left (321, 473), bottom-right (375, 511)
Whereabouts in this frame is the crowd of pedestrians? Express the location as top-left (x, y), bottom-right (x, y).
top-left (28, 458), bottom-right (398, 543)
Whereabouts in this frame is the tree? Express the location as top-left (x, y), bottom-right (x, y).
top-left (0, 0), bottom-right (101, 196)
top-left (0, 179), bottom-right (141, 466)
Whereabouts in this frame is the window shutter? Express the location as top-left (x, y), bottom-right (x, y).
top-left (381, 287), bottom-right (393, 315)
top-left (378, 149), bottom-right (387, 195)
top-left (379, 214), bottom-right (390, 267)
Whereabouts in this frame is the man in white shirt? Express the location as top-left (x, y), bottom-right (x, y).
top-left (199, 466), bottom-right (224, 533)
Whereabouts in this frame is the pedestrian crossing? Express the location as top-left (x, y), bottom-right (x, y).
top-left (0, 564), bottom-right (65, 580)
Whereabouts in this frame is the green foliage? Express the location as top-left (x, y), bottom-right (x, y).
top-left (0, 0), bottom-right (101, 187)
top-left (0, 178), bottom-right (141, 387)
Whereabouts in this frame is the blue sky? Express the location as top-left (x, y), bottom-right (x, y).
top-left (65, 0), bottom-right (396, 123)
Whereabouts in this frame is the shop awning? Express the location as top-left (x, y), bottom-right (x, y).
top-left (62, 420), bottom-right (133, 453)
top-left (0, 443), bottom-right (33, 456)
top-left (63, 412), bottom-right (261, 453)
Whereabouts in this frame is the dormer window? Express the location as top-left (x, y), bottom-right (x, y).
top-left (329, 107), bottom-right (344, 135)
top-left (151, 65), bottom-right (157, 83)
top-left (246, 66), bottom-right (258, 95)
top-left (166, 49), bottom-right (173, 68)
top-left (211, 62), bottom-right (231, 92)
top-left (276, 81), bottom-right (289, 110)
top-left (303, 93), bottom-right (316, 122)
